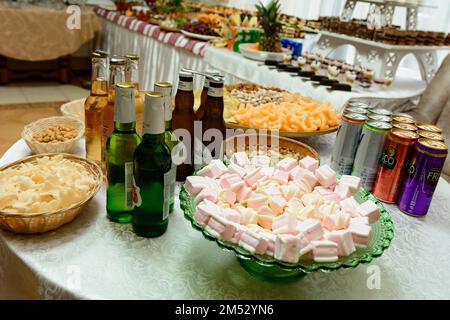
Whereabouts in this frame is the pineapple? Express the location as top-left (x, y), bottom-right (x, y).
top-left (255, 0), bottom-right (283, 52)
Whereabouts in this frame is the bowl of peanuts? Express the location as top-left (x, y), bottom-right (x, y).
top-left (21, 116), bottom-right (84, 155)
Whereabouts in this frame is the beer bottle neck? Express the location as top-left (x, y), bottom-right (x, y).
top-left (91, 58), bottom-right (108, 95)
top-left (142, 132), bottom-right (165, 144)
top-left (109, 65), bottom-right (126, 89)
top-left (114, 121), bottom-right (136, 133)
top-left (165, 120), bottom-right (172, 131)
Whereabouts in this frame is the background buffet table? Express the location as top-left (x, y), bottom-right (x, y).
top-left (95, 7), bottom-right (430, 112)
top-left (1, 137), bottom-right (450, 299)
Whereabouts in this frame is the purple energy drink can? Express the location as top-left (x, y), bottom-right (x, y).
top-left (397, 138), bottom-right (448, 216)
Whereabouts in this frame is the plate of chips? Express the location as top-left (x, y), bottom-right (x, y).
top-left (0, 153), bottom-right (103, 234)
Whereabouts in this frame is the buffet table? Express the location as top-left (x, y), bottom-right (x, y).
top-left (95, 8), bottom-right (428, 112)
top-left (1, 137), bottom-right (450, 299)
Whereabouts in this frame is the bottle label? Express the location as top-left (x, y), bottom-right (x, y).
top-left (178, 80), bottom-right (193, 92)
top-left (125, 162), bottom-right (135, 209)
top-left (163, 170), bottom-right (171, 220)
top-left (208, 87), bottom-right (223, 98)
top-left (169, 163), bottom-right (176, 203)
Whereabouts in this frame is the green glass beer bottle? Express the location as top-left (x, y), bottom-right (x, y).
top-left (133, 92), bottom-right (172, 237)
top-left (154, 81), bottom-right (177, 213)
top-left (106, 83), bottom-right (142, 223)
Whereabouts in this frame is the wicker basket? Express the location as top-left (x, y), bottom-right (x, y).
top-left (21, 116), bottom-right (84, 155)
top-left (0, 153), bottom-right (103, 234)
top-left (224, 133), bottom-right (320, 162)
top-left (60, 98), bottom-right (85, 124)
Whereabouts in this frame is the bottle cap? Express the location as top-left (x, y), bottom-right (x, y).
top-left (92, 50), bottom-right (109, 58)
top-left (125, 53), bottom-right (139, 61)
top-left (143, 91), bottom-right (165, 135)
top-left (110, 56), bottom-right (127, 65)
top-left (179, 70), bottom-right (193, 78)
top-left (115, 83), bottom-right (136, 123)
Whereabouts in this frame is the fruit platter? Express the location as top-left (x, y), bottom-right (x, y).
top-left (180, 137), bottom-right (394, 280)
top-left (223, 83), bottom-right (341, 137)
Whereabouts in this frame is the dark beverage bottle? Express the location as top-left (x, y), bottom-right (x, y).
top-left (196, 70), bottom-right (221, 120)
top-left (201, 76), bottom-right (226, 161)
top-left (133, 92), bottom-right (172, 237)
top-left (154, 81), bottom-right (177, 213)
top-left (106, 83), bottom-right (142, 223)
top-left (172, 70), bottom-right (195, 181)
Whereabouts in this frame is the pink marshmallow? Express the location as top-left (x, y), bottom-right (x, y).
top-left (222, 208), bottom-right (241, 223)
top-left (340, 196), bottom-right (360, 217)
top-left (205, 212), bottom-right (237, 241)
top-left (194, 200), bottom-right (220, 226)
top-left (221, 190), bottom-right (236, 205)
top-left (338, 175), bottom-right (361, 193)
top-left (315, 164), bottom-right (337, 187)
top-left (197, 159), bottom-right (228, 179)
top-left (260, 167), bottom-right (275, 179)
top-left (357, 200), bottom-right (380, 224)
top-left (219, 174), bottom-right (245, 192)
top-left (239, 229), bottom-right (268, 254)
top-left (258, 230), bottom-right (276, 256)
top-left (334, 183), bottom-right (353, 200)
top-left (272, 213), bottom-right (298, 234)
top-left (322, 212), bottom-right (351, 231)
top-left (230, 224), bottom-right (247, 244)
top-left (276, 157), bottom-right (298, 172)
top-left (247, 193), bottom-right (269, 209)
top-left (311, 240), bottom-right (339, 262)
top-left (231, 152), bottom-right (250, 167)
top-left (236, 186), bottom-right (253, 203)
top-left (258, 214), bottom-right (275, 230)
top-left (185, 176), bottom-right (209, 196)
top-left (350, 216), bottom-right (369, 225)
top-left (327, 230), bottom-right (356, 256)
top-left (237, 207), bottom-right (259, 225)
top-left (299, 156), bottom-right (319, 172)
top-left (251, 155), bottom-right (271, 167)
top-left (194, 187), bottom-right (219, 205)
top-left (272, 169), bottom-right (289, 185)
top-left (297, 233), bottom-right (313, 256)
top-left (269, 195), bottom-right (287, 215)
top-left (274, 234), bottom-right (302, 263)
top-left (263, 185), bottom-right (281, 196)
top-left (290, 167), bottom-right (318, 189)
top-left (228, 162), bottom-right (247, 177)
top-left (348, 223), bottom-right (372, 248)
top-left (297, 219), bottom-right (324, 241)
top-left (244, 167), bottom-right (265, 188)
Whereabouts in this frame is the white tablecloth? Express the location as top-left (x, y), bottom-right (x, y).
top-left (98, 18), bottom-right (426, 112)
top-left (1, 137), bottom-right (450, 299)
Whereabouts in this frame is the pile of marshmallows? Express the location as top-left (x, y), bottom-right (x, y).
top-left (185, 153), bottom-right (381, 264)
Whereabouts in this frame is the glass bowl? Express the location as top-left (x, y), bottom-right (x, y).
top-left (180, 182), bottom-right (394, 281)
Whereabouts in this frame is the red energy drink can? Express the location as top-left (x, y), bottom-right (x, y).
top-left (372, 129), bottom-right (419, 203)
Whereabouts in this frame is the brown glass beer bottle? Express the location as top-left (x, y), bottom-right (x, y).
top-left (201, 75), bottom-right (226, 161)
top-left (172, 70), bottom-right (195, 181)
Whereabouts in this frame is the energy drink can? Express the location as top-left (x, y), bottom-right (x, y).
top-left (330, 113), bottom-right (367, 175)
top-left (368, 114), bottom-right (391, 123)
top-left (372, 129), bottom-right (419, 203)
top-left (397, 139), bottom-right (448, 216)
top-left (344, 106), bottom-right (368, 115)
top-left (392, 115), bottom-right (416, 125)
top-left (368, 108), bottom-right (392, 117)
top-left (417, 130), bottom-right (445, 141)
top-left (352, 120), bottom-right (392, 191)
top-left (416, 123), bottom-right (442, 134)
top-left (392, 122), bottom-right (417, 132)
